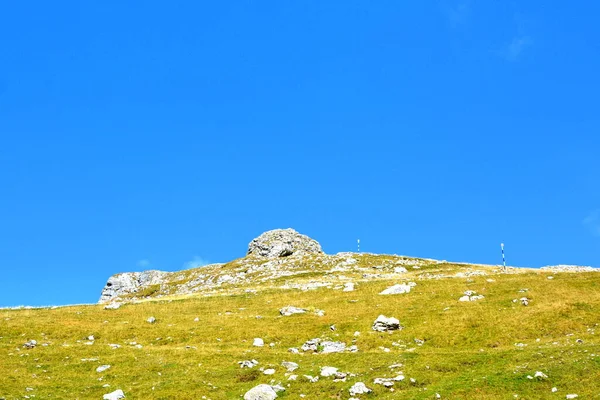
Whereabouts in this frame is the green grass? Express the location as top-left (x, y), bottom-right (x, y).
top-left (2, 264), bottom-right (600, 399)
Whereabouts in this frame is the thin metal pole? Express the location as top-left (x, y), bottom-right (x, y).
top-left (501, 243), bottom-right (506, 271)
top-left (357, 239), bottom-right (360, 253)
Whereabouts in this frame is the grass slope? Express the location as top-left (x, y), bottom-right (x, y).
top-left (2, 259), bottom-right (600, 399)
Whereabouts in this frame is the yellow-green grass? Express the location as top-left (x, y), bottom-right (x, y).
top-left (2, 271), bottom-right (600, 399)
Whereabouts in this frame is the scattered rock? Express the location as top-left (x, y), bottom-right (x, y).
top-left (96, 365), bottom-right (111, 373)
top-left (104, 303), bottom-right (121, 310)
top-left (320, 366), bottom-right (339, 377)
top-left (281, 361), bottom-right (298, 372)
top-left (373, 375), bottom-right (405, 388)
top-left (349, 382), bottom-right (372, 396)
top-left (458, 291), bottom-right (485, 302)
top-left (103, 389), bottom-right (125, 400)
top-left (534, 371), bottom-right (547, 379)
top-left (520, 297), bottom-right (530, 306)
top-left (379, 284), bottom-right (412, 295)
top-left (243, 384), bottom-right (279, 400)
top-left (566, 395), bottom-right (578, 399)
top-left (23, 340), bottom-right (37, 349)
top-left (263, 368), bottom-right (275, 375)
top-left (301, 338), bottom-right (320, 352)
top-left (239, 360), bottom-right (259, 368)
top-left (372, 315), bottom-right (402, 332)
top-left (343, 282), bottom-right (355, 292)
top-left (253, 338), bottom-right (264, 347)
top-left (146, 317), bottom-right (156, 324)
top-left (247, 228), bottom-right (323, 258)
top-left (321, 341), bottom-right (346, 354)
top-left (279, 306), bottom-right (307, 316)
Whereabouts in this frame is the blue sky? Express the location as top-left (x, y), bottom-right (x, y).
top-left (1, 1), bottom-right (599, 307)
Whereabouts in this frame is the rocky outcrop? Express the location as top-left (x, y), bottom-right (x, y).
top-left (99, 270), bottom-right (168, 304)
top-left (247, 228), bottom-right (323, 258)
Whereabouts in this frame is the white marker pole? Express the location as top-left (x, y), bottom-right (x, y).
top-left (357, 239), bottom-right (360, 253)
top-left (501, 243), bottom-right (506, 271)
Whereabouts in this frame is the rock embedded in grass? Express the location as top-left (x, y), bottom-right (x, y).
top-left (253, 338), bottom-right (264, 347)
top-left (372, 315), bottom-right (402, 332)
top-left (281, 361), bottom-right (298, 372)
top-left (279, 306), bottom-right (307, 316)
top-left (320, 366), bottom-right (339, 377)
top-left (343, 282), bottom-right (355, 291)
top-left (379, 284), bottom-right (412, 295)
top-left (238, 360), bottom-right (258, 368)
top-left (96, 365), bottom-right (111, 373)
top-left (23, 340), bottom-right (37, 349)
top-left (146, 316), bottom-right (156, 324)
top-left (349, 382), bottom-right (372, 396)
top-left (243, 384), bottom-right (280, 400)
top-left (458, 291), bottom-right (485, 302)
top-left (103, 389), bottom-right (125, 400)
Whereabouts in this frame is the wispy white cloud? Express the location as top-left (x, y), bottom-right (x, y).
top-left (183, 256), bottom-right (211, 269)
top-left (445, 1), bottom-right (471, 26)
top-left (583, 210), bottom-right (600, 236)
top-left (502, 35), bottom-right (533, 61)
top-left (137, 259), bottom-right (151, 268)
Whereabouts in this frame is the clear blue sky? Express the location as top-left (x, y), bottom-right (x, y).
top-left (1, 1), bottom-right (599, 307)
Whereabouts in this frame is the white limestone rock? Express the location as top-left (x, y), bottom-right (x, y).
top-left (320, 366), bottom-right (339, 377)
top-left (281, 361), bottom-right (298, 372)
top-left (96, 365), bottom-right (111, 373)
top-left (379, 284), bottom-right (412, 295)
top-left (247, 228), bottom-right (323, 258)
top-left (99, 270), bottom-right (168, 303)
top-left (301, 338), bottom-right (321, 352)
top-left (343, 282), bottom-right (355, 292)
top-left (239, 360), bottom-right (259, 368)
top-left (372, 315), bottom-right (402, 332)
top-left (459, 291), bottom-right (485, 302)
top-left (253, 338), bottom-right (265, 347)
top-left (279, 306), bottom-right (307, 316)
top-left (321, 341), bottom-right (346, 354)
top-left (349, 382), bottom-right (372, 396)
top-left (243, 384), bottom-right (279, 400)
top-left (103, 389), bottom-right (125, 400)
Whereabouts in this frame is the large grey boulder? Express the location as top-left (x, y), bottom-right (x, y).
top-left (243, 384), bottom-right (279, 400)
top-left (98, 270), bottom-right (168, 304)
top-left (247, 229), bottom-right (324, 258)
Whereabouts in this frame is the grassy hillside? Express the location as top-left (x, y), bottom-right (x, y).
top-left (1, 256), bottom-right (600, 399)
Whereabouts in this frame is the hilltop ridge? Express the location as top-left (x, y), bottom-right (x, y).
top-left (98, 228), bottom-right (517, 305)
